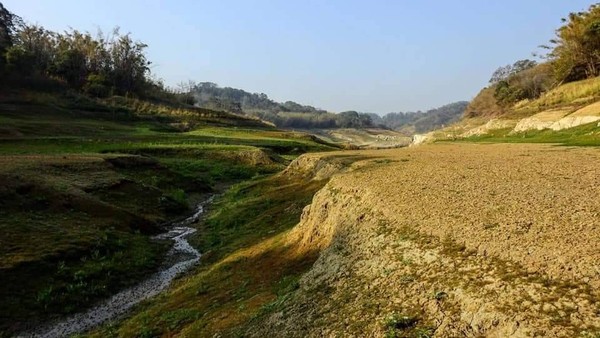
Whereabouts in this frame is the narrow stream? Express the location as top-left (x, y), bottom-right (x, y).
top-left (23, 197), bottom-right (214, 338)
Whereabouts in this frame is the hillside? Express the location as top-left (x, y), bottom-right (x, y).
top-left (190, 82), bottom-right (375, 130)
top-left (191, 81), bottom-right (467, 135)
top-left (85, 144), bottom-right (600, 337)
top-left (375, 101), bottom-right (468, 135)
top-left (415, 5), bottom-right (600, 145)
top-left (191, 82), bottom-right (325, 115)
top-left (414, 77), bottom-right (600, 146)
top-left (3, 1), bottom-right (600, 337)
top-left (0, 89), bottom-right (336, 335)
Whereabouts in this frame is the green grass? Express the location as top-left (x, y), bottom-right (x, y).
top-left (0, 90), bottom-right (336, 336)
top-left (0, 90), bottom-right (336, 157)
top-left (0, 134), bottom-right (332, 155)
top-left (86, 172), bottom-right (333, 337)
top-left (191, 175), bottom-right (327, 265)
top-left (0, 155), bottom-right (196, 334)
top-left (1, 226), bottom-right (169, 323)
top-left (382, 312), bottom-right (434, 338)
top-left (456, 122), bottom-right (600, 146)
top-left (85, 153), bottom-right (362, 337)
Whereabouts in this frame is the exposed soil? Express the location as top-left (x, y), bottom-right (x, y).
top-left (247, 143), bottom-right (600, 337)
top-left (309, 128), bottom-right (412, 149)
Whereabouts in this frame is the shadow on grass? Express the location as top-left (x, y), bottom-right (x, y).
top-left (87, 156), bottom-right (366, 337)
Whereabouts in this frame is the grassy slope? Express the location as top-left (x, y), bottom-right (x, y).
top-left (511, 77), bottom-right (600, 117)
top-left (85, 173), bottom-right (330, 337)
top-left (457, 122), bottom-right (600, 146)
top-left (443, 77), bottom-right (600, 146)
top-left (0, 90), bottom-right (336, 336)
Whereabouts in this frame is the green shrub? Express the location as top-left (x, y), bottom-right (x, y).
top-left (84, 74), bottom-right (111, 98)
top-left (169, 188), bottom-right (187, 206)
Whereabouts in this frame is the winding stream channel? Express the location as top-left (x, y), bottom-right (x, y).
top-left (23, 197), bottom-right (214, 338)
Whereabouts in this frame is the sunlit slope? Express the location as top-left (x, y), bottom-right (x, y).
top-left (0, 91), bottom-right (335, 335)
top-left (247, 144), bottom-right (600, 337)
top-left (419, 77), bottom-right (600, 145)
top-left (87, 144), bottom-right (600, 337)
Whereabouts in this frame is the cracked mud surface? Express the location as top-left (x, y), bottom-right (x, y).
top-left (247, 143), bottom-right (600, 337)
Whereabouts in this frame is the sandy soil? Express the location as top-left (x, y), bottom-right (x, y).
top-left (248, 143), bottom-right (600, 337)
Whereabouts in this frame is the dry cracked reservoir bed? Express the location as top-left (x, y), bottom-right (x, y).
top-left (246, 143), bottom-right (600, 337)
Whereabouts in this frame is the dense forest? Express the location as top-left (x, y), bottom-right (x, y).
top-left (183, 81), bottom-right (326, 115)
top-left (467, 3), bottom-right (600, 117)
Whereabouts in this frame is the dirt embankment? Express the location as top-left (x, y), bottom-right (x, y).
top-left (247, 144), bottom-right (600, 337)
top-left (309, 128), bottom-right (412, 149)
top-left (280, 153), bottom-right (365, 181)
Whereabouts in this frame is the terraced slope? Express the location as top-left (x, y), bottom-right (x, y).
top-left (245, 144), bottom-right (600, 337)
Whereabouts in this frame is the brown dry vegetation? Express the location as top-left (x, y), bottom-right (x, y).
top-left (448, 77), bottom-right (600, 144)
top-left (464, 87), bottom-right (505, 118)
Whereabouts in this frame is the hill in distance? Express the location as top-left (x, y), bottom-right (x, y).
top-left (189, 81), bottom-right (468, 136)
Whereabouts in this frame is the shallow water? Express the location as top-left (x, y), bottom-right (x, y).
top-left (22, 197), bottom-right (213, 338)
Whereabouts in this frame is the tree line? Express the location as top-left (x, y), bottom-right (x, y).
top-left (187, 81), bottom-right (469, 131)
top-left (0, 2), bottom-right (468, 133)
top-left (0, 2), bottom-right (188, 103)
top-left (487, 3), bottom-right (600, 107)
top-left (374, 101), bottom-right (469, 133)
top-left (187, 81), bottom-right (377, 129)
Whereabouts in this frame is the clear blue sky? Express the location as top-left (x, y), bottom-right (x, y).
top-left (3, 0), bottom-right (594, 113)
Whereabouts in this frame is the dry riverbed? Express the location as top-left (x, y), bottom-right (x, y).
top-left (22, 197), bottom-right (213, 337)
top-left (246, 143), bottom-right (600, 337)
